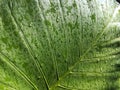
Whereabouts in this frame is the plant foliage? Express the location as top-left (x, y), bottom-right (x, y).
top-left (0, 0), bottom-right (120, 90)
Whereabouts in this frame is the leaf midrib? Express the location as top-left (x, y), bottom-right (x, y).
top-left (49, 5), bottom-right (117, 90)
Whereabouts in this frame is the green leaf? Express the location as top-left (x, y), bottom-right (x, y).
top-left (0, 0), bottom-right (120, 90)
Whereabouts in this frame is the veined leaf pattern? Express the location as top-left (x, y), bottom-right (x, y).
top-left (0, 0), bottom-right (120, 90)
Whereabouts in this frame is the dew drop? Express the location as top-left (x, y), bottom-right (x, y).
top-left (100, 68), bottom-right (103, 71)
top-left (113, 56), bottom-right (116, 58)
top-left (97, 59), bottom-right (100, 62)
top-left (29, 22), bottom-right (32, 27)
top-left (105, 60), bottom-right (108, 63)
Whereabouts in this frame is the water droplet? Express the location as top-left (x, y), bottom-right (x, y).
top-left (56, 18), bottom-right (59, 22)
top-left (100, 68), bottom-right (103, 71)
top-left (113, 56), bottom-right (116, 58)
top-left (29, 23), bottom-right (32, 27)
top-left (97, 59), bottom-right (100, 62)
top-left (105, 60), bottom-right (108, 63)
top-left (37, 76), bottom-right (41, 79)
top-left (109, 56), bottom-right (112, 59)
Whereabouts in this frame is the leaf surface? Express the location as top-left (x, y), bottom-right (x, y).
top-left (0, 0), bottom-right (120, 90)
